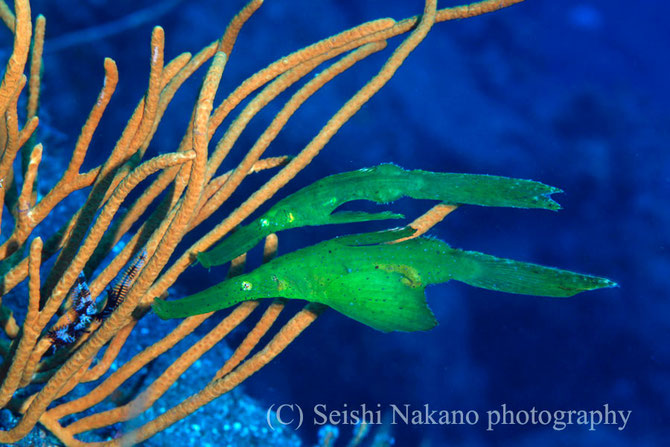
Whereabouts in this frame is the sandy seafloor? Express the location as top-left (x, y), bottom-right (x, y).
top-left (1, 0), bottom-right (668, 445)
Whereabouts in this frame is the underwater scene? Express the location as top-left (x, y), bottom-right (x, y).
top-left (0, 0), bottom-right (667, 445)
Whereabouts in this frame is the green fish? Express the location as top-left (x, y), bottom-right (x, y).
top-left (196, 163), bottom-right (562, 268)
top-left (153, 227), bottom-right (616, 332)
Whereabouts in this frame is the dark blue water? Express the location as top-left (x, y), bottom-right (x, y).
top-left (4, 0), bottom-right (668, 445)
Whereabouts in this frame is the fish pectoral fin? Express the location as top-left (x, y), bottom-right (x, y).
top-left (324, 270), bottom-right (437, 333)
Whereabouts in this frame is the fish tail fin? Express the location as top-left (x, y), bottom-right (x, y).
top-left (450, 248), bottom-right (617, 297)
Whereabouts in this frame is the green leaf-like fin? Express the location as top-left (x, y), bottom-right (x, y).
top-left (326, 270), bottom-right (438, 332)
top-left (197, 164), bottom-right (562, 268)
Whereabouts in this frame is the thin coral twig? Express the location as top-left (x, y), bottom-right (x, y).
top-left (0, 238), bottom-right (42, 407)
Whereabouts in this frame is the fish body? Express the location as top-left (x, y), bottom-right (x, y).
top-left (153, 229), bottom-right (615, 332)
top-left (197, 164), bottom-right (561, 268)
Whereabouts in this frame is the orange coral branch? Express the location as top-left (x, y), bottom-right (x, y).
top-left (0, 0), bottom-right (15, 31)
top-left (26, 14), bottom-right (44, 121)
top-left (392, 204), bottom-right (459, 243)
top-left (0, 0), bottom-right (30, 115)
top-left (0, 238), bottom-right (42, 407)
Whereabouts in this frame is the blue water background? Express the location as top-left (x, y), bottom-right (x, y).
top-left (3, 0), bottom-right (668, 445)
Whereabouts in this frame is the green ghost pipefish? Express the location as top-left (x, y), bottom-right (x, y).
top-left (197, 164), bottom-right (562, 268)
top-left (153, 228), bottom-right (616, 332)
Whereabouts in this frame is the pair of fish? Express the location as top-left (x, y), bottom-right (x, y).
top-left (152, 164), bottom-right (616, 332)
